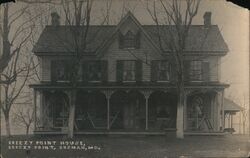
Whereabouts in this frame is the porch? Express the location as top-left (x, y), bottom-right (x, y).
top-left (30, 82), bottom-right (228, 135)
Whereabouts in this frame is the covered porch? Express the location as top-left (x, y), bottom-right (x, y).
top-left (223, 98), bottom-right (244, 133)
top-left (30, 82), bottom-right (228, 135)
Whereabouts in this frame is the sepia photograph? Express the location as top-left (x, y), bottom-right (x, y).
top-left (0, 0), bottom-right (249, 157)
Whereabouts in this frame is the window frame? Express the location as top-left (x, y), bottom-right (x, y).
top-left (119, 30), bottom-right (140, 50)
top-left (155, 60), bottom-right (170, 82)
top-left (51, 60), bottom-right (71, 82)
top-left (123, 31), bottom-right (136, 49)
top-left (86, 60), bottom-right (103, 82)
top-left (122, 60), bottom-right (137, 82)
top-left (189, 60), bottom-right (202, 82)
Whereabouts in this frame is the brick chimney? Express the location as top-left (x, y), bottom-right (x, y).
top-left (203, 12), bottom-right (212, 27)
top-left (51, 12), bottom-right (60, 26)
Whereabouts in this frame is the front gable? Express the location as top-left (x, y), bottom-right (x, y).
top-left (97, 12), bottom-right (162, 59)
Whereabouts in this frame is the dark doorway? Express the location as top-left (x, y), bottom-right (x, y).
top-left (148, 91), bottom-right (177, 130)
top-left (76, 91), bottom-right (107, 130)
top-left (110, 90), bottom-right (146, 130)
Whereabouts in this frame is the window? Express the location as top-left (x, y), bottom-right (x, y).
top-left (82, 60), bottom-right (108, 82)
top-left (123, 60), bottom-right (136, 81)
top-left (119, 30), bottom-right (140, 49)
top-left (189, 60), bottom-right (202, 81)
top-left (51, 60), bottom-right (71, 81)
top-left (157, 61), bottom-right (170, 81)
top-left (87, 61), bottom-right (102, 81)
top-left (123, 31), bottom-right (135, 48)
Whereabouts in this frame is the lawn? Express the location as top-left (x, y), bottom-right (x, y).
top-left (1, 134), bottom-right (250, 158)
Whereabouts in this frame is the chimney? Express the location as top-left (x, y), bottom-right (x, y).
top-left (203, 12), bottom-right (212, 27)
top-left (51, 12), bottom-right (60, 26)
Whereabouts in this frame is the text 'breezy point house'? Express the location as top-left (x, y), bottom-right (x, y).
top-left (30, 11), bottom-right (229, 135)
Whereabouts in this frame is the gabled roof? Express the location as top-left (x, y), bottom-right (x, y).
top-left (33, 12), bottom-right (229, 55)
top-left (224, 98), bottom-right (244, 112)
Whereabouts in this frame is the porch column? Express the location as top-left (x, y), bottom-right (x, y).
top-left (221, 91), bottom-right (225, 131)
top-left (184, 90), bottom-right (191, 131)
top-left (33, 89), bottom-right (37, 130)
top-left (142, 90), bottom-right (152, 131)
top-left (216, 90), bottom-right (224, 131)
top-left (103, 90), bottom-right (113, 130)
top-left (231, 114), bottom-right (233, 129)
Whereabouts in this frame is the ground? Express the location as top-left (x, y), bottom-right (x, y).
top-left (1, 134), bottom-right (250, 158)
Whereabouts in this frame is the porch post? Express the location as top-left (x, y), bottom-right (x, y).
top-left (231, 115), bottom-right (233, 129)
top-left (107, 95), bottom-right (110, 130)
top-left (142, 90), bottom-right (151, 131)
top-left (103, 90), bottom-right (113, 130)
top-left (33, 89), bottom-right (37, 130)
top-left (216, 91), bottom-right (223, 131)
top-left (145, 96), bottom-right (149, 130)
top-left (184, 90), bottom-right (191, 131)
top-left (221, 91), bottom-right (225, 131)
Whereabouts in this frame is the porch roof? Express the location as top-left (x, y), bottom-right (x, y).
top-left (29, 81), bottom-right (229, 90)
top-left (224, 98), bottom-right (244, 113)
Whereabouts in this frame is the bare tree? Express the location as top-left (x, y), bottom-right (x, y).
top-left (0, 1), bottom-right (39, 136)
top-left (146, 0), bottom-right (201, 138)
top-left (50, 0), bottom-right (112, 138)
top-left (12, 96), bottom-right (35, 135)
top-left (0, 0), bottom-right (56, 136)
top-left (58, 0), bottom-right (94, 138)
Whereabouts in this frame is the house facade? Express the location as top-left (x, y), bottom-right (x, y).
top-left (30, 11), bottom-right (229, 135)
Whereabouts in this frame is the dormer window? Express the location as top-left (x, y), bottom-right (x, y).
top-left (119, 30), bottom-right (140, 49)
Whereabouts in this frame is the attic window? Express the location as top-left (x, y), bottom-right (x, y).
top-left (119, 30), bottom-right (140, 49)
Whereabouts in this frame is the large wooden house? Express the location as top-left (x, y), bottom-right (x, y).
top-left (31, 11), bottom-right (229, 135)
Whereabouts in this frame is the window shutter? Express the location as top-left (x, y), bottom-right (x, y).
top-left (82, 61), bottom-right (88, 82)
top-left (118, 31), bottom-right (124, 49)
top-left (65, 60), bottom-right (71, 81)
top-left (135, 60), bottom-right (142, 82)
top-left (183, 60), bottom-right (190, 81)
top-left (101, 60), bottom-right (108, 82)
top-left (51, 60), bottom-right (57, 82)
top-left (170, 62), bottom-right (177, 82)
top-left (116, 60), bottom-right (123, 82)
top-left (151, 60), bottom-right (158, 82)
top-left (202, 62), bottom-right (210, 82)
top-left (135, 31), bottom-right (140, 49)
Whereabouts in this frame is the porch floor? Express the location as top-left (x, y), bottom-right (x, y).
top-left (33, 129), bottom-right (225, 136)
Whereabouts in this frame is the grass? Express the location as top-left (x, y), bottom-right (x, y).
top-left (1, 134), bottom-right (250, 158)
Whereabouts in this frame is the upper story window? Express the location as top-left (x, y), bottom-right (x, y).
top-left (51, 60), bottom-right (71, 82)
top-left (189, 60), bottom-right (202, 81)
top-left (87, 61), bottom-right (102, 81)
top-left (82, 60), bottom-right (108, 82)
top-left (157, 61), bottom-right (170, 81)
top-left (119, 30), bottom-right (140, 49)
top-left (123, 60), bottom-right (136, 81)
top-left (116, 60), bottom-right (142, 82)
top-left (151, 60), bottom-right (170, 82)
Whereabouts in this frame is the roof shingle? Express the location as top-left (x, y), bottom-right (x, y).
top-left (33, 24), bottom-right (229, 54)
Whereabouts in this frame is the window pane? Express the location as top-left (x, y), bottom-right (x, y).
top-left (88, 61), bottom-right (102, 81)
top-left (123, 31), bottom-right (135, 48)
top-left (190, 61), bottom-right (202, 81)
top-left (123, 61), bottom-right (136, 81)
top-left (55, 60), bottom-right (70, 81)
top-left (157, 61), bottom-right (169, 81)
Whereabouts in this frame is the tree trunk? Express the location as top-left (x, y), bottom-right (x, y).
top-left (176, 88), bottom-right (185, 139)
top-left (68, 90), bottom-right (76, 138)
top-left (26, 125), bottom-right (30, 135)
top-left (4, 112), bottom-right (11, 137)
